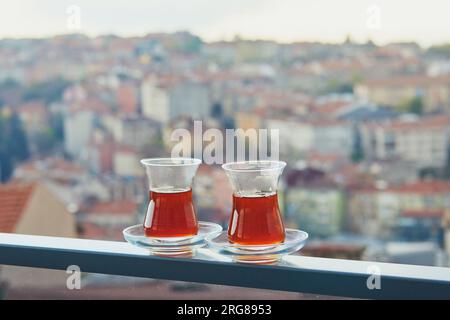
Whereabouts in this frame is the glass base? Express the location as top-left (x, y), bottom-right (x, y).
top-left (123, 221), bottom-right (222, 255)
top-left (151, 248), bottom-right (195, 258)
top-left (233, 255), bottom-right (281, 265)
top-left (205, 229), bottom-right (308, 264)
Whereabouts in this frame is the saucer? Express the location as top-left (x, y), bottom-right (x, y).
top-left (123, 221), bottom-right (222, 256)
top-left (205, 229), bottom-right (308, 264)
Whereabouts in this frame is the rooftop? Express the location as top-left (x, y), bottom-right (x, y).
top-left (401, 209), bottom-right (446, 219)
top-left (364, 115), bottom-right (450, 131)
top-left (83, 200), bottom-right (139, 215)
top-left (0, 183), bottom-right (35, 233)
top-left (388, 180), bottom-right (450, 194)
top-left (360, 74), bottom-right (450, 87)
top-left (285, 168), bottom-right (338, 189)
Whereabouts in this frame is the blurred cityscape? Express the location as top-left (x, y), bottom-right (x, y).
top-left (1, 31), bottom-right (450, 297)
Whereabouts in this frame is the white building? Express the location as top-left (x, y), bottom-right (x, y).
top-left (103, 114), bottom-right (160, 149)
top-left (266, 119), bottom-right (314, 155)
top-left (266, 118), bottom-right (354, 157)
top-left (64, 109), bottom-right (95, 158)
top-left (312, 120), bottom-right (354, 156)
top-left (113, 146), bottom-right (143, 178)
top-left (361, 115), bottom-right (450, 168)
top-left (141, 76), bottom-right (210, 123)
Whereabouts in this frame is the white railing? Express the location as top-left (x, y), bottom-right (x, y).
top-left (0, 233), bottom-right (449, 299)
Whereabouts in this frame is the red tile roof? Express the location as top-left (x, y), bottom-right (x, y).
top-left (361, 74), bottom-right (450, 87)
top-left (314, 100), bottom-right (352, 115)
top-left (307, 151), bottom-right (345, 165)
top-left (286, 168), bottom-right (338, 188)
top-left (0, 183), bottom-right (36, 233)
top-left (376, 115), bottom-right (450, 131)
top-left (16, 102), bottom-right (48, 116)
top-left (78, 222), bottom-right (125, 240)
top-left (401, 209), bottom-right (445, 219)
top-left (388, 180), bottom-right (450, 194)
top-left (17, 157), bottom-right (85, 175)
top-left (68, 98), bottom-right (110, 114)
top-left (84, 200), bottom-right (138, 215)
top-left (115, 144), bottom-right (138, 155)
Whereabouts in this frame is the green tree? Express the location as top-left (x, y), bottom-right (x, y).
top-left (50, 112), bottom-right (65, 142)
top-left (399, 96), bottom-right (423, 115)
top-left (0, 116), bottom-right (13, 182)
top-left (7, 113), bottom-right (30, 162)
top-left (0, 113), bottom-right (30, 182)
top-left (34, 128), bottom-right (57, 155)
top-left (351, 126), bottom-right (364, 163)
top-left (211, 102), bottom-right (223, 119)
top-left (428, 43), bottom-right (450, 57)
top-left (184, 35), bottom-right (203, 54)
top-left (0, 78), bottom-right (22, 107)
top-left (444, 146), bottom-right (450, 180)
top-left (0, 149), bottom-right (13, 182)
top-left (419, 167), bottom-right (439, 179)
top-left (326, 79), bottom-right (354, 94)
top-left (22, 77), bottom-right (70, 104)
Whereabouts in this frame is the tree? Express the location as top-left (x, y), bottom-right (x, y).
top-left (444, 146), bottom-right (450, 180)
top-left (0, 116), bottom-right (12, 182)
top-left (351, 126), bottom-right (365, 163)
top-left (7, 113), bottom-right (30, 162)
top-left (326, 79), bottom-right (354, 94)
top-left (50, 112), bottom-right (65, 142)
top-left (22, 77), bottom-right (70, 104)
top-left (428, 43), bottom-right (450, 58)
top-left (0, 150), bottom-right (13, 182)
top-left (0, 113), bottom-right (30, 182)
top-left (34, 128), bottom-right (57, 155)
top-left (222, 116), bottom-right (235, 129)
top-left (0, 78), bottom-right (22, 106)
top-left (337, 83), bottom-right (354, 94)
top-left (211, 102), bottom-right (223, 119)
top-left (399, 96), bottom-right (423, 115)
top-left (419, 167), bottom-right (439, 179)
top-left (184, 35), bottom-right (202, 54)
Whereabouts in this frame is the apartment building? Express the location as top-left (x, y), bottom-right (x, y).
top-left (355, 75), bottom-right (450, 112)
top-left (141, 75), bottom-right (210, 123)
top-left (349, 180), bottom-right (450, 237)
top-left (361, 115), bottom-right (450, 168)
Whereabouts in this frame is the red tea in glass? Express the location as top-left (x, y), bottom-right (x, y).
top-left (144, 189), bottom-right (198, 237)
top-left (140, 158), bottom-right (201, 238)
top-left (222, 161), bottom-right (287, 246)
top-left (228, 193), bottom-right (285, 245)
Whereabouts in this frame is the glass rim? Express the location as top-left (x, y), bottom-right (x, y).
top-left (140, 157), bottom-right (202, 167)
top-left (221, 160), bottom-right (287, 172)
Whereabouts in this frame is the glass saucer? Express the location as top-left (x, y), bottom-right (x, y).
top-left (123, 221), bottom-right (222, 256)
top-left (205, 229), bottom-right (308, 264)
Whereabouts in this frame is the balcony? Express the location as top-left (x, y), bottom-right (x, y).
top-left (1, 232), bottom-right (450, 299)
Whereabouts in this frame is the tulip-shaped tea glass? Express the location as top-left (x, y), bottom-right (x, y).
top-left (141, 157), bottom-right (201, 238)
top-left (123, 157), bottom-right (222, 256)
top-left (223, 160), bottom-right (287, 245)
top-left (206, 160), bottom-right (308, 264)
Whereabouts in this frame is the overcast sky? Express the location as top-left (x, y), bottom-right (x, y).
top-left (2, 0), bottom-right (450, 46)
